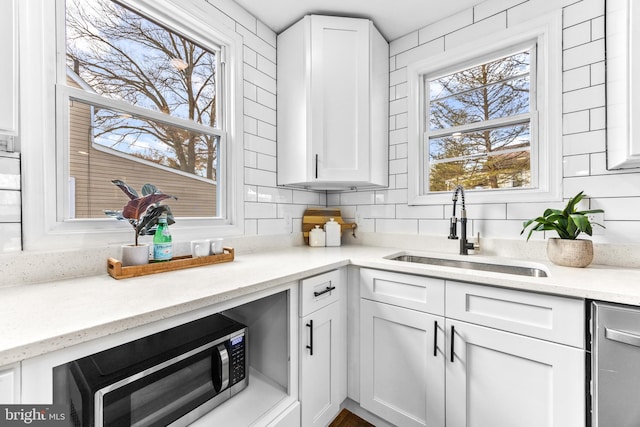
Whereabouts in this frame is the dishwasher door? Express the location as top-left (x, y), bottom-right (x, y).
top-left (592, 301), bottom-right (640, 427)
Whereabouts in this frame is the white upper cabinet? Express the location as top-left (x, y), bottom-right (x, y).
top-left (277, 15), bottom-right (389, 189)
top-left (0, 0), bottom-right (18, 143)
top-left (606, 0), bottom-right (640, 169)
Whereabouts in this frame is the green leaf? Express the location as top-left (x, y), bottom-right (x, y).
top-left (112, 179), bottom-right (139, 200)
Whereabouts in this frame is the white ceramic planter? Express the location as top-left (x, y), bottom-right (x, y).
top-left (121, 244), bottom-right (150, 267)
top-left (546, 238), bottom-right (594, 268)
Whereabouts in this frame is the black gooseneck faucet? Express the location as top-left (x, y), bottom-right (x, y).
top-left (448, 185), bottom-right (476, 255)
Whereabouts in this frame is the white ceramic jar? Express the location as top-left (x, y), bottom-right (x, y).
top-left (309, 225), bottom-right (326, 247)
top-left (324, 218), bottom-right (341, 246)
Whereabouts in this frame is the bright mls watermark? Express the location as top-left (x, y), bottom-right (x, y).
top-left (0, 406), bottom-right (69, 426)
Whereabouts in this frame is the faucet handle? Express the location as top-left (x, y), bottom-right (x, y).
top-left (473, 232), bottom-right (480, 252)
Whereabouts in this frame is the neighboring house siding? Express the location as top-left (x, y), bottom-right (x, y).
top-left (68, 77), bottom-right (217, 219)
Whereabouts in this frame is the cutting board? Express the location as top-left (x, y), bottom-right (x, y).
top-left (302, 208), bottom-right (357, 244)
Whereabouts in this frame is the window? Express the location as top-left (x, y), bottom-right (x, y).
top-left (407, 13), bottom-right (562, 205)
top-left (64, 0), bottom-right (222, 219)
top-left (20, 0), bottom-right (244, 250)
top-left (426, 48), bottom-right (534, 192)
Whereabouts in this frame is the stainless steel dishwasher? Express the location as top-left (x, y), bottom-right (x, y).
top-left (592, 301), bottom-right (640, 426)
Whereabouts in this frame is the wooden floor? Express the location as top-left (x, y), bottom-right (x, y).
top-left (329, 409), bottom-right (376, 427)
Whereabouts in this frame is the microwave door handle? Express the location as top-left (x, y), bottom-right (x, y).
top-left (213, 343), bottom-right (230, 392)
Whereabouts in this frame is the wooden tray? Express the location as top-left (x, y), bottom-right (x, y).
top-left (108, 247), bottom-right (234, 279)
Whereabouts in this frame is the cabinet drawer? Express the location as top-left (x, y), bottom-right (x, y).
top-left (446, 281), bottom-right (584, 348)
top-left (300, 270), bottom-right (341, 317)
top-left (360, 268), bottom-right (445, 316)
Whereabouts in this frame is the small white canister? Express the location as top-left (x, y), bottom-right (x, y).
top-left (324, 218), bottom-right (341, 247)
top-left (309, 225), bottom-right (326, 247)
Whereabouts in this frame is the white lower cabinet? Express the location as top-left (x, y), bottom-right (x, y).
top-left (0, 363), bottom-right (20, 404)
top-left (360, 299), bottom-right (445, 427)
top-left (446, 318), bottom-right (585, 427)
top-left (358, 268), bottom-right (585, 427)
top-left (299, 270), bottom-right (347, 427)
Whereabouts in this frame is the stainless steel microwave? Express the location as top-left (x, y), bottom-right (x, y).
top-left (53, 313), bottom-right (248, 427)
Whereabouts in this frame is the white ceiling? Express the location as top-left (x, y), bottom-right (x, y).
top-left (233, 0), bottom-right (487, 41)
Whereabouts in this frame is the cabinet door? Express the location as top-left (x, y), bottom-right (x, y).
top-left (0, 363), bottom-right (20, 404)
top-left (300, 302), bottom-right (345, 427)
top-left (360, 299), bottom-right (445, 427)
top-left (0, 0), bottom-right (17, 135)
top-left (310, 16), bottom-right (370, 182)
top-left (446, 319), bottom-right (585, 427)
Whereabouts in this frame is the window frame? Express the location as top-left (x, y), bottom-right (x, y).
top-left (407, 12), bottom-right (562, 206)
top-left (20, 0), bottom-right (244, 251)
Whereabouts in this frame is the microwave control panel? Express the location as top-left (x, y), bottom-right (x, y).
top-left (229, 333), bottom-right (246, 385)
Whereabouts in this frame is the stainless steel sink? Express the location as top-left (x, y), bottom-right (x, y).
top-left (388, 254), bottom-right (548, 277)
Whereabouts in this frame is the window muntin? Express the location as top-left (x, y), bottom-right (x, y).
top-left (424, 48), bottom-right (535, 192)
top-left (64, 0), bottom-right (222, 219)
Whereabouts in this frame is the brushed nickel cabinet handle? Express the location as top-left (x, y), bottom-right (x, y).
top-left (605, 327), bottom-right (640, 348)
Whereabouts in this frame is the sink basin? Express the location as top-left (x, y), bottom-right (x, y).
top-left (388, 254), bottom-right (548, 277)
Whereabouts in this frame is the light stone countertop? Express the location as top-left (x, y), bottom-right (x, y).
top-left (1, 244), bottom-right (640, 366)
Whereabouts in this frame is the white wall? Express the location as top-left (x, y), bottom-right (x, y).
top-left (1, 0), bottom-right (638, 255)
top-left (326, 0), bottom-right (640, 246)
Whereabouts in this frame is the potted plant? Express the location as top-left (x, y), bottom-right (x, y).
top-left (521, 191), bottom-right (604, 267)
top-left (105, 180), bottom-right (176, 266)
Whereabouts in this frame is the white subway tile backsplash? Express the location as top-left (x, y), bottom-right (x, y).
top-left (507, 0), bottom-right (562, 26)
top-left (257, 87), bottom-right (276, 109)
top-left (243, 46), bottom-right (257, 67)
top-left (467, 203), bottom-right (507, 220)
top-left (245, 185), bottom-right (257, 202)
top-left (256, 19), bottom-right (276, 48)
top-left (257, 186), bottom-right (292, 204)
top-left (257, 54), bottom-right (277, 79)
top-left (563, 66), bottom-right (590, 92)
top-left (563, 111), bottom-right (590, 135)
top-left (507, 201), bottom-right (565, 220)
top-left (564, 0), bottom-right (604, 28)
top-left (389, 31), bottom-right (419, 56)
top-left (376, 219), bottom-right (418, 234)
top-left (292, 190), bottom-right (322, 205)
top-left (565, 174), bottom-right (640, 198)
top-left (244, 150), bottom-right (257, 168)
top-left (389, 68), bottom-right (407, 87)
top-left (244, 65), bottom-right (276, 95)
top-left (340, 191), bottom-right (375, 206)
top-left (590, 107), bottom-right (606, 130)
top-left (419, 10), bottom-right (473, 44)
top-left (244, 81), bottom-right (257, 101)
top-left (374, 189), bottom-right (408, 205)
top-left (474, 0), bottom-right (527, 22)
top-left (245, 201), bottom-right (277, 218)
top-left (563, 154), bottom-right (590, 177)
top-left (397, 204), bottom-right (443, 219)
top-left (563, 129), bottom-right (605, 156)
top-left (389, 98), bottom-right (408, 116)
top-left (563, 84), bottom-right (605, 113)
top-left (257, 121), bottom-right (276, 140)
top-left (207, 0), bottom-right (256, 33)
top-left (591, 15), bottom-right (604, 40)
top-left (591, 61), bottom-right (605, 85)
top-left (389, 128), bottom-right (408, 145)
top-left (244, 98), bottom-right (276, 125)
top-left (446, 13), bottom-right (506, 50)
top-left (0, 190), bottom-right (20, 222)
top-left (235, 23), bottom-right (276, 63)
top-left (395, 112), bottom-right (408, 129)
top-left (358, 204), bottom-right (396, 219)
top-left (563, 21), bottom-right (591, 49)
top-left (395, 38), bottom-right (444, 69)
top-left (389, 159), bottom-right (407, 175)
top-left (244, 116), bottom-right (257, 135)
top-left (257, 218), bottom-right (290, 235)
top-left (245, 167), bottom-right (276, 187)
top-left (563, 39), bottom-right (604, 70)
top-left (257, 153), bottom-right (276, 172)
top-left (0, 223), bottom-right (21, 252)
top-left (0, 157), bottom-right (20, 191)
top-left (590, 197), bottom-right (640, 221)
top-left (245, 133), bottom-right (276, 156)
top-left (418, 219), bottom-right (450, 235)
